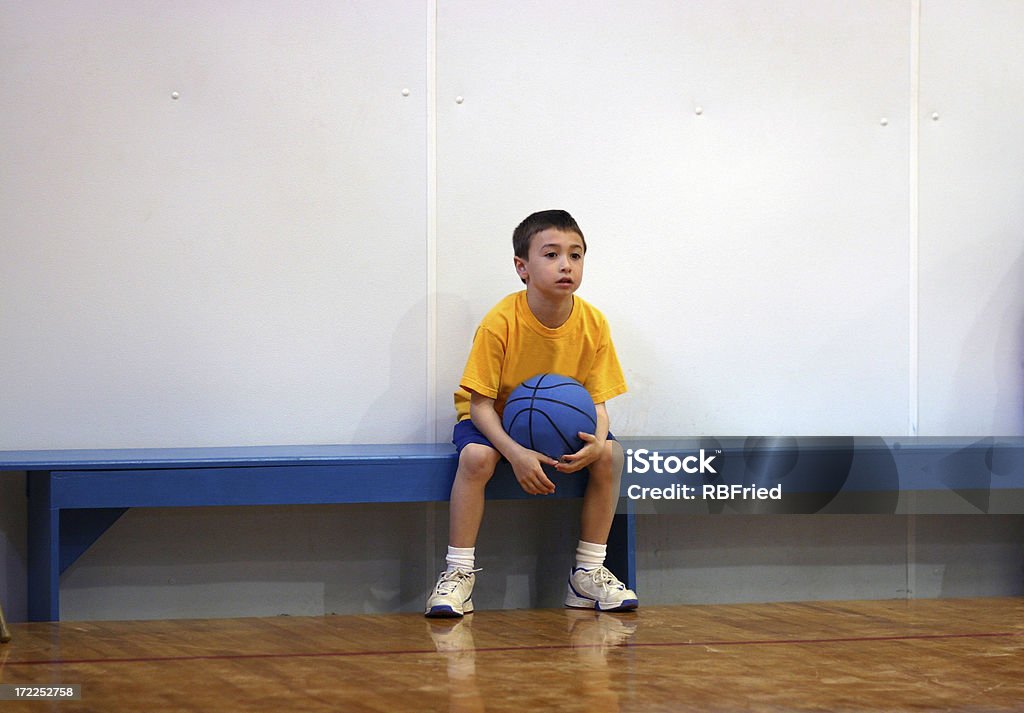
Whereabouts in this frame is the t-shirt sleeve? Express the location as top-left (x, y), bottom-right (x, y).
top-left (584, 321), bottom-right (628, 404)
top-left (459, 326), bottom-right (505, 400)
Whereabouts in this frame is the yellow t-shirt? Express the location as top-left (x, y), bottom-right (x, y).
top-left (454, 291), bottom-right (627, 422)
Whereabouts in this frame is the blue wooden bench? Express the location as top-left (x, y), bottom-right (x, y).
top-left (0, 444), bottom-right (636, 622)
top-left (3, 436), bottom-right (1023, 623)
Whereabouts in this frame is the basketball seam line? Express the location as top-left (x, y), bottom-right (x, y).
top-left (502, 397), bottom-right (596, 427)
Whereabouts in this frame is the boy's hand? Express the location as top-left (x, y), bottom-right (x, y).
top-left (555, 432), bottom-right (604, 473)
top-left (509, 448), bottom-right (559, 495)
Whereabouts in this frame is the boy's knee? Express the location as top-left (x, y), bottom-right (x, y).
top-left (603, 439), bottom-right (624, 466)
top-left (456, 444), bottom-right (500, 483)
top-left (590, 440), bottom-right (624, 480)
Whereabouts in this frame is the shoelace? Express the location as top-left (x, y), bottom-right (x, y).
top-left (435, 568), bottom-right (480, 595)
top-left (584, 566), bottom-right (624, 591)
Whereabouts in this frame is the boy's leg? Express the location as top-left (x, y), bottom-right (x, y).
top-left (426, 441), bottom-right (500, 617)
top-left (449, 443), bottom-right (501, 547)
top-left (568, 440), bottom-right (638, 611)
top-left (579, 439), bottom-right (624, 544)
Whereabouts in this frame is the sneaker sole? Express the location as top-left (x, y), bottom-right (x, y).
top-left (565, 593), bottom-right (639, 612)
top-left (599, 598), bottom-right (638, 612)
top-left (425, 599), bottom-right (474, 618)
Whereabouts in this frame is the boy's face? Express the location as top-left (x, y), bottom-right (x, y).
top-left (514, 228), bottom-right (585, 299)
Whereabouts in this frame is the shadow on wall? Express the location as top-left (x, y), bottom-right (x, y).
top-left (433, 290), bottom-right (509, 442)
top-left (358, 290), bottom-right (519, 446)
top-left (351, 296), bottom-right (434, 445)
top-left (348, 290), bottom-right (513, 608)
top-left (956, 246), bottom-right (1024, 435)
top-left (605, 315), bottom-right (677, 439)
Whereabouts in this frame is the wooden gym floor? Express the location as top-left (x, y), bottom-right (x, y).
top-left (0, 598), bottom-right (1021, 712)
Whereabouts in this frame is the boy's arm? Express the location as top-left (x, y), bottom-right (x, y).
top-left (555, 402), bottom-right (610, 474)
top-left (469, 391), bottom-right (560, 495)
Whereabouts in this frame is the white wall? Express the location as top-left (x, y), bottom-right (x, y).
top-left (435, 0), bottom-right (912, 438)
top-left (0, 1), bottom-right (431, 449)
top-left (2, 1), bottom-right (1023, 621)
top-left (918, 0), bottom-right (1024, 436)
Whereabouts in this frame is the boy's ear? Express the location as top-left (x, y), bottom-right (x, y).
top-left (514, 256), bottom-right (529, 281)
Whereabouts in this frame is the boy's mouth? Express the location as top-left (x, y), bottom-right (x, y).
top-left (557, 277), bottom-right (574, 285)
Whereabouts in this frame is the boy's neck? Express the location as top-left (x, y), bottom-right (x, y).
top-left (525, 289), bottom-right (574, 329)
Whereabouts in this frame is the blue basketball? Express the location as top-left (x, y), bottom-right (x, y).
top-left (502, 374), bottom-right (597, 459)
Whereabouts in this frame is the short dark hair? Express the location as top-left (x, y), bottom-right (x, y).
top-left (512, 210), bottom-right (587, 260)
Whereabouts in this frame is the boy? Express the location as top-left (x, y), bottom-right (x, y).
top-left (425, 209), bottom-right (637, 617)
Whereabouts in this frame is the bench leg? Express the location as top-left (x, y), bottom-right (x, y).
top-left (0, 599), bottom-right (11, 643)
top-left (27, 472), bottom-right (60, 622)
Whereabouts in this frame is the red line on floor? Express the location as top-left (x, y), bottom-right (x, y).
top-left (4, 630), bottom-right (1021, 667)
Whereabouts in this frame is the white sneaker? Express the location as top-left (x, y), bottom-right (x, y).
top-left (565, 566), bottom-right (638, 612)
top-left (425, 568), bottom-right (477, 617)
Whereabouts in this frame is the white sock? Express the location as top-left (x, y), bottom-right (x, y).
top-left (575, 540), bottom-right (606, 570)
top-left (446, 545), bottom-right (475, 572)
